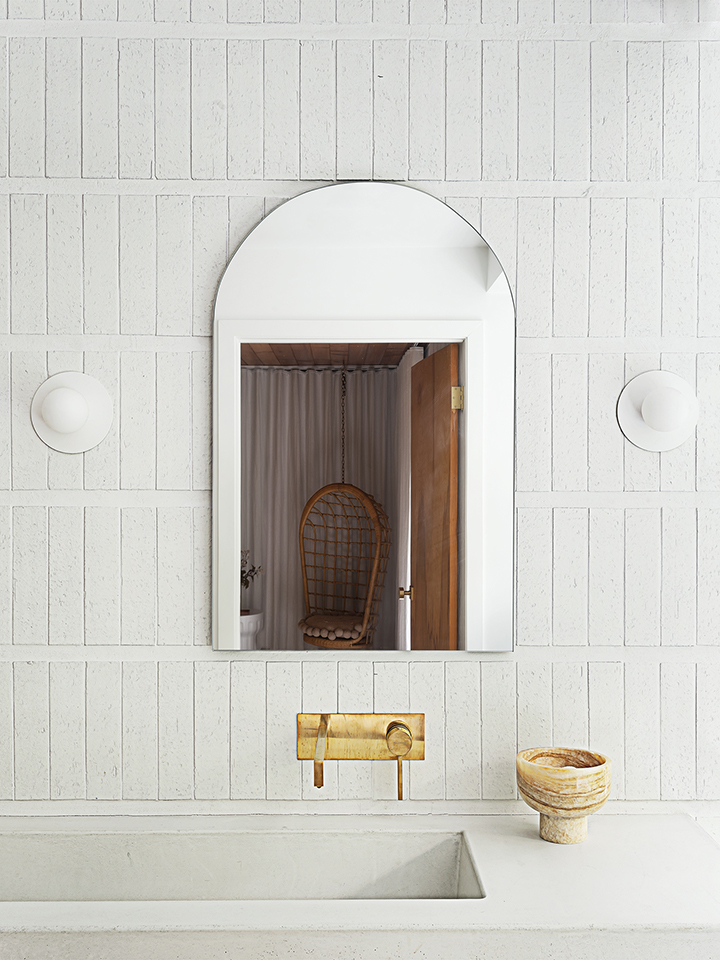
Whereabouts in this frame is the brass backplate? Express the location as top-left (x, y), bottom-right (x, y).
top-left (297, 714), bottom-right (425, 762)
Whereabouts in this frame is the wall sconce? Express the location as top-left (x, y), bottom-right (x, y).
top-left (30, 372), bottom-right (113, 454)
top-left (616, 370), bottom-right (698, 452)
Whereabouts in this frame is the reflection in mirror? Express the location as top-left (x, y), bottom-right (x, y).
top-left (241, 342), bottom-right (461, 651)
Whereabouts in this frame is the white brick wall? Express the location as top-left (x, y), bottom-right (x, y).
top-left (0, 6), bottom-right (719, 814)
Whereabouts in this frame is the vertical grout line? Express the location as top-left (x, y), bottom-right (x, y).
top-left (442, 661), bottom-right (447, 800)
top-left (152, 37), bottom-right (158, 178)
top-left (550, 198), bottom-right (556, 336)
top-left (263, 660), bottom-right (268, 799)
top-left (79, 36), bottom-right (84, 180)
top-left (45, 504), bottom-right (50, 644)
top-left (622, 505), bottom-right (627, 646)
top-left (9, 503), bottom-right (13, 649)
top-left (406, 36), bottom-right (410, 180)
top-left (154, 194), bottom-right (159, 338)
top-left (694, 352), bottom-right (699, 493)
top-left (661, 39), bottom-right (667, 181)
top-left (550, 36), bottom-right (558, 182)
top-left (10, 662), bottom-right (14, 800)
top-left (694, 660), bottom-right (698, 799)
top-left (118, 504), bottom-right (123, 649)
top-left (82, 506), bottom-right (87, 646)
top-left (297, 38), bottom-right (302, 181)
top-left (477, 658), bottom-right (482, 799)
top-left (697, 38), bottom-right (702, 183)
top-left (334, 35), bottom-right (340, 179)
top-left (585, 352), bottom-right (589, 494)
top-left (660, 198), bottom-right (665, 341)
top-left (694, 505), bottom-right (699, 650)
top-left (441, 38), bottom-right (447, 183)
top-left (659, 504), bottom-right (664, 647)
top-left (622, 659), bottom-right (628, 799)
top-left (550, 505), bottom-right (555, 645)
top-left (370, 38), bottom-right (375, 179)
top-left (260, 38), bottom-right (266, 180)
top-left (154, 505), bottom-right (159, 645)
top-left (515, 38), bottom-right (519, 181)
top-left (119, 659), bottom-right (124, 799)
top-left (588, 39), bottom-right (593, 181)
top-left (83, 661), bottom-right (88, 799)
top-left (189, 37), bottom-right (194, 180)
top-left (114, 194), bottom-right (120, 336)
top-left (586, 661), bottom-right (591, 751)
top-left (46, 660), bottom-right (51, 800)
top-left (224, 38), bottom-right (229, 181)
top-left (624, 38), bottom-right (628, 182)
top-left (191, 660), bottom-right (196, 800)
top-left (155, 660), bottom-right (159, 800)
top-left (43, 194), bottom-right (48, 337)
top-left (42, 37), bottom-right (47, 180)
top-left (226, 659), bottom-right (231, 800)
top-left (658, 660), bottom-right (663, 798)
top-left (586, 505), bottom-right (590, 647)
top-left (115, 37), bottom-right (120, 179)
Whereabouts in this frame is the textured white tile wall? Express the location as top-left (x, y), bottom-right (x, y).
top-left (0, 7), bottom-right (718, 811)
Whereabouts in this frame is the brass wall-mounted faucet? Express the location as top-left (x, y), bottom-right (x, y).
top-left (297, 713), bottom-right (425, 800)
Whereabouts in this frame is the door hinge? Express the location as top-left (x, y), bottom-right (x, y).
top-left (451, 386), bottom-right (464, 411)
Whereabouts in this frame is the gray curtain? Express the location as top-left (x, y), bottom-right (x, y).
top-left (241, 366), bottom-right (400, 650)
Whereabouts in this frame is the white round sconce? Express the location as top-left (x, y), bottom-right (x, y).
top-left (616, 370), bottom-right (698, 452)
top-left (31, 372), bottom-right (113, 454)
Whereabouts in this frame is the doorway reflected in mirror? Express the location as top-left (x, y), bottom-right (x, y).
top-left (240, 342), bottom-right (460, 651)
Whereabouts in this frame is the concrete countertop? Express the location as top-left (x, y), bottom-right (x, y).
top-left (0, 813), bottom-right (718, 960)
top-left (0, 812), bottom-right (718, 931)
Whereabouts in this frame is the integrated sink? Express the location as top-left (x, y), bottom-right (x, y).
top-left (0, 814), bottom-right (719, 960)
top-left (0, 829), bottom-right (484, 902)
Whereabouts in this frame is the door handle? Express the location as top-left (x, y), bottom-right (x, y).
top-left (398, 586), bottom-right (414, 600)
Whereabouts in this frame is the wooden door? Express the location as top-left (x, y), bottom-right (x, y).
top-left (410, 344), bottom-right (459, 650)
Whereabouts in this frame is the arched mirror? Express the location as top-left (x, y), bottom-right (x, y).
top-left (213, 182), bottom-right (515, 653)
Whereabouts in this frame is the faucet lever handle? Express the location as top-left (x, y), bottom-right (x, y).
top-left (313, 714), bottom-right (329, 788)
top-left (386, 721), bottom-right (413, 801)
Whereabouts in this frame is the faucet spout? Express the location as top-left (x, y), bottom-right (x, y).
top-left (313, 714), bottom-right (329, 788)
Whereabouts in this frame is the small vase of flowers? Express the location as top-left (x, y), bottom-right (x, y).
top-left (240, 551), bottom-right (264, 650)
top-left (241, 551), bottom-right (263, 614)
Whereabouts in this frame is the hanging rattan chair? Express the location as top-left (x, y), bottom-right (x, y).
top-left (298, 482), bottom-right (391, 649)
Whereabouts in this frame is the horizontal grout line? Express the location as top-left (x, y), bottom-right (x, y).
top-left (516, 492), bottom-right (720, 507)
top-left (0, 20), bottom-right (718, 41)
top-left (2, 337), bottom-right (719, 354)
top-left (0, 491), bottom-right (211, 506)
top-left (0, 335), bottom-right (212, 351)
top-left (3, 491), bottom-right (716, 509)
top-left (517, 337), bottom-right (720, 354)
top-left (1, 179), bottom-right (719, 199)
top-left (3, 338), bottom-right (720, 355)
top-left (0, 645), bottom-right (714, 662)
top-left (0, 798), bottom-right (717, 818)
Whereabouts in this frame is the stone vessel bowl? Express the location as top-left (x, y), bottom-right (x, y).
top-left (516, 747), bottom-right (611, 844)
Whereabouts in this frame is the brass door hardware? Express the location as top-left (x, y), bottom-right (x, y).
top-left (298, 713), bottom-right (425, 800)
top-left (451, 386), bottom-right (464, 410)
top-left (398, 586), bottom-right (414, 600)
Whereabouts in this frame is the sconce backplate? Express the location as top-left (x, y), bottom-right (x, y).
top-left (31, 371), bottom-right (113, 454)
top-left (616, 370), bottom-right (698, 452)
